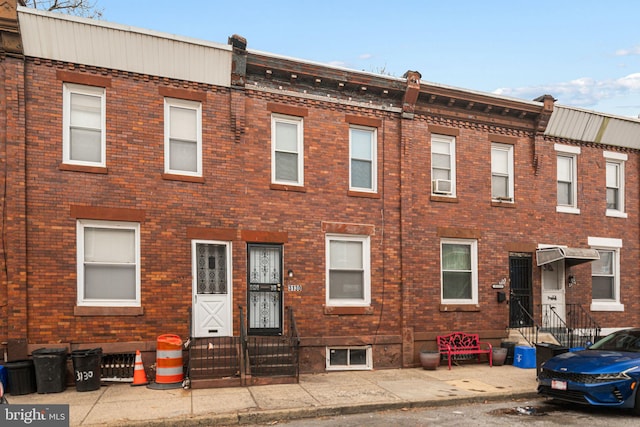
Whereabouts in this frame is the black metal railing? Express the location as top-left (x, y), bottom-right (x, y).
top-left (245, 307), bottom-right (300, 380)
top-left (540, 304), bottom-right (601, 348)
top-left (512, 299), bottom-right (540, 346)
top-left (287, 307), bottom-right (300, 380)
top-left (541, 305), bottom-right (571, 347)
top-left (188, 336), bottom-right (241, 380)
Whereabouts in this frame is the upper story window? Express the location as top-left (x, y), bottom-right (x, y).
top-left (431, 134), bottom-right (456, 196)
top-left (491, 143), bottom-right (514, 202)
top-left (589, 236), bottom-right (623, 312)
top-left (77, 220), bottom-right (140, 307)
top-left (272, 114), bottom-right (304, 186)
top-left (555, 144), bottom-right (580, 214)
top-left (440, 238), bottom-right (478, 304)
top-left (604, 151), bottom-right (627, 218)
top-left (326, 234), bottom-right (371, 307)
top-left (349, 126), bottom-right (377, 192)
top-left (164, 98), bottom-right (202, 177)
top-left (63, 83), bottom-right (106, 167)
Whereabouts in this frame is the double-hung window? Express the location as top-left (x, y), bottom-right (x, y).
top-left (164, 98), bottom-right (202, 177)
top-left (589, 236), bottom-right (623, 312)
top-left (77, 220), bottom-right (140, 307)
top-left (63, 83), bottom-right (106, 167)
top-left (349, 126), bottom-right (377, 192)
top-left (326, 234), bottom-right (370, 307)
top-left (272, 114), bottom-right (304, 186)
top-left (431, 134), bottom-right (455, 196)
top-left (604, 151), bottom-right (627, 218)
top-left (491, 143), bottom-right (514, 201)
top-left (555, 144), bottom-right (580, 214)
top-left (441, 238), bottom-right (478, 304)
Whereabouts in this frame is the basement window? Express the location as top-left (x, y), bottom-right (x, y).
top-left (326, 346), bottom-right (372, 371)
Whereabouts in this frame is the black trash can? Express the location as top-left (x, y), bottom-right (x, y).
top-left (535, 343), bottom-right (569, 377)
top-left (32, 348), bottom-right (68, 393)
top-left (71, 348), bottom-right (102, 392)
top-left (5, 359), bottom-right (37, 395)
top-left (500, 341), bottom-right (517, 365)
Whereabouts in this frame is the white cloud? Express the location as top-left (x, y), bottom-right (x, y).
top-left (615, 46), bottom-right (640, 56)
top-left (359, 53), bottom-right (373, 60)
top-left (493, 73), bottom-right (640, 109)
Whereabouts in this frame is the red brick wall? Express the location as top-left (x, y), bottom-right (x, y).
top-left (5, 57), bottom-right (640, 371)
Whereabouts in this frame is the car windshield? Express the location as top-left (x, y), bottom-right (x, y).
top-left (589, 330), bottom-right (640, 352)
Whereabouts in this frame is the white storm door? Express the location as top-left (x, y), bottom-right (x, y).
top-left (541, 260), bottom-right (566, 325)
top-left (192, 241), bottom-right (232, 337)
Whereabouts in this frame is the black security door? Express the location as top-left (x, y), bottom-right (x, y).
top-left (247, 243), bottom-right (284, 335)
top-left (509, 253), bottom-right (533, 327)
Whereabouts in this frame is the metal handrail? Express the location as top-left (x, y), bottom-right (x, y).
top-left (566, 303), bottom-right (602, 347)
top-left (513, 299), bottom-right (540, 347)
top-left (287, 307), bottom-right (300, 381)
top-left (239, 306), bottom-right (249, 380)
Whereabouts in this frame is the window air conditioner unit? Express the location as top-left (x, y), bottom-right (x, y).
top-left (432, 179), bottom-right (452, 194)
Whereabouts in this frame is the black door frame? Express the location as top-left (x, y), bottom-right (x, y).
top-left (509, 252), bottom-right (533, 327)
top-left (247, 243), bottom-right (284, 335)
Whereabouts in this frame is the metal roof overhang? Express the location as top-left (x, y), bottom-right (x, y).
top-left (536, 247), bottom-right (600, 267)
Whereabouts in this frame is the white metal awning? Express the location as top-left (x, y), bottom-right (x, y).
top-left (536, 247), bottom-right (600, 267)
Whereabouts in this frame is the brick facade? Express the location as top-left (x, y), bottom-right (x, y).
top-left (1, 3), bottom-right (639, 373)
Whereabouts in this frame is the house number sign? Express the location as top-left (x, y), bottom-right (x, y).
top-left (76, 370), bottom-right (94, 382)
top-left (288, 284), bottom-right (302, 292)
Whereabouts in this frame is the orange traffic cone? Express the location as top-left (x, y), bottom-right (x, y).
top-left (131, 350), bottom-right (149, 386)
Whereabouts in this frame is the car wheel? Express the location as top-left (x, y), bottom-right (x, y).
top-left (634, 388), bottom-right (640, 416)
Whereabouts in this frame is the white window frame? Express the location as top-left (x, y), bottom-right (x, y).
top-left (271, 114), bottom-right (304, 186)
top-left (349, 125), bottom-right (377, 193)
top-left (589, 236), bottom-right (623, 312)
top-left (77, 220), bottom-right (141, 307)
top-left (491, 143), bottom-right (514, 202)
top-left (555, 144), bottom-right (580, 214)
top-left (62, 83), bottom-right (106, 167)
top-left (164, 97), bottom-right (202, 177)
top-left (431, 134), bottom-right (456, 197)
top-left (604, 151), bottom-right (627, 218)
top-left (440, 238), bottom-right (478, 305)
top-left (325, 234), bottom-right (371, 307)
top-left (326, 345), bottom-right (373, 371)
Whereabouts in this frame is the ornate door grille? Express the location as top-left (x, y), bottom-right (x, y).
top-left (247, 244), bottom-right (283, 335)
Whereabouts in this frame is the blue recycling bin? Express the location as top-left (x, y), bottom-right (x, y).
top-left (514, 345), bottom-right (536, 369)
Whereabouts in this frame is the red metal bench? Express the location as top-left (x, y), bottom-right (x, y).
top-left (437, 332), bottom-right (493, 370)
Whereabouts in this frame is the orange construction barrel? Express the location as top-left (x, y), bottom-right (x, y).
top-left (155, 334), bottom-right (183, 385)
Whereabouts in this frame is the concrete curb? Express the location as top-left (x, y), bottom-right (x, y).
top-left (113, 391), bottom-right (540, 427)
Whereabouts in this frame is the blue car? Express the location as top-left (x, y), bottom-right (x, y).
top-left (538, 328), bottom-right (640, 414)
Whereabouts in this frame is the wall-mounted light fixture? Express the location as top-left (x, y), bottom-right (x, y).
top-left (288, 269), bottom-right (294, 278)
top-left (568, 275), bottom-right (576, 287)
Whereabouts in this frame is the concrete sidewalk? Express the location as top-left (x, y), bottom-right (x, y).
top-left (7, 364), bottom-right (538, 426)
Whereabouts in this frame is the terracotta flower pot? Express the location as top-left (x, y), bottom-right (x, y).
top-left (419, 351), bottom-right (440, 370)
top-left (493, 347), bottom-right (508, 366)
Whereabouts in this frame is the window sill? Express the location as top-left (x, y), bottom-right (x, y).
top-left (606, 210), bottom-right (628, 219)
top-left (348, 190), bottom-right (380, 199)
top-left (491, 200), bottom-right (516, 208)
top-left (430, 195), bottom-right (458, 203)
top-left (75, 306), bottom-right (144, 316)
top-left (59, 163), bottom-right (108, 174)
top-left (161, 173), bottom-right (205, 183)
top-left (556, 206), bottom-right (580, 215)
top-left (324, 306), bottom-right (373, 315)
top-left (270, 183), bottom-right (306, 193)
top-left (439, 304), bottom-right (480, 312)
top-left (590, 302), bottom-right (624, 312)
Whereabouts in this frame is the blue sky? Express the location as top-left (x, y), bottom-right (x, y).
top-left (93, 0), bottom-right (640, 118)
